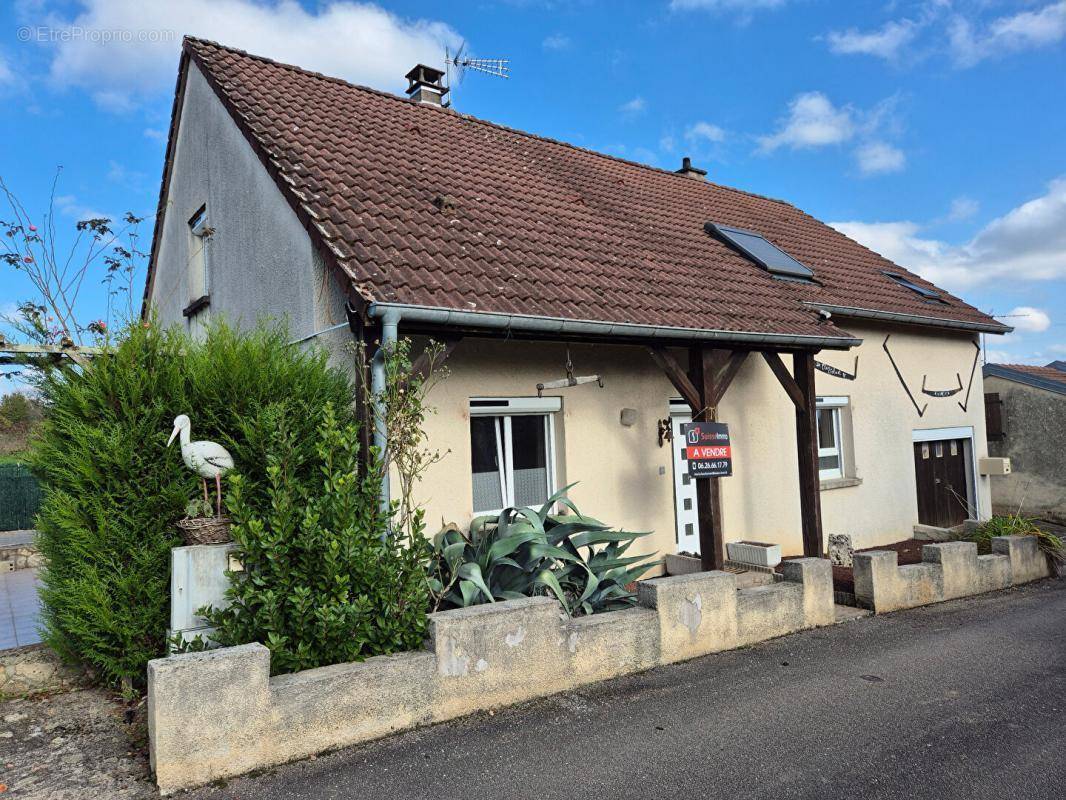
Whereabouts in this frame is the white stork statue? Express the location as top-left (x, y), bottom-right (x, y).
top-left (166, 414), bottom-right (235, 517)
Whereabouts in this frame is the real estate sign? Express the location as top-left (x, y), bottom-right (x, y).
top-left (681, 421), bottom-right (732, 478)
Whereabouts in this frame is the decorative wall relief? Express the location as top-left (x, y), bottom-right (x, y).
top-left (882, 335), bottom-right (927, 417)
top-left (956, 341), bottom-right (981, 412)
top-left (883, 336), bottom-right (983, 417)
top-left (921, 373), bottom-right (963, 397)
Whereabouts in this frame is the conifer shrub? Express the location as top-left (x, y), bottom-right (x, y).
top-left (29, 320), bottom-right (363, 687)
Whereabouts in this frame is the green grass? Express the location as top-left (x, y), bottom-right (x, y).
top-left (0, 452), bottom-right (29, 465)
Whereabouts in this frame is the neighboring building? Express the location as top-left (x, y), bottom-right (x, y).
top-left (144, 38), bottom-right (1010, 569)
top-left (983, 362), bottom-right (1066, 524)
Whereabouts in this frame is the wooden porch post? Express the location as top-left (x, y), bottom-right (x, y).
top-left (689, 346), bottom-right (726, 572)
top-left (793, 351), bottom-right (823, 557)
top-left (648, 345), bottom-right (749, 572)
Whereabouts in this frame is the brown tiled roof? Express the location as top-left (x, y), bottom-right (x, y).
top-left (148, 37), bottom-right (1008, 343)
top-left (993, 364), bottom-right (1066, 385)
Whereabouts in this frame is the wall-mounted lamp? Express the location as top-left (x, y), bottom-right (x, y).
top-left (657, 418), bottom-right (672, 448)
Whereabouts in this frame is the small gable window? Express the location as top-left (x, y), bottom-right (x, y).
top-left (705, 222), bottom-right (815, 281)
top-left (882, 271), bottom-right (945, 303)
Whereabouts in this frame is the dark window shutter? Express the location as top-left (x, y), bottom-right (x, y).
top-left (985, 392), bottom-right (1005, 440)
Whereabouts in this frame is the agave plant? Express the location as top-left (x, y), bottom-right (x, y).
top-left (427, 486), bottom-right (659, 616)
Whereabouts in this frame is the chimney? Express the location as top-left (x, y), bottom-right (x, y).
top-left (675, 156), bottom-right (707, 180)
top-left (405, 64), bottom-right (448, 106)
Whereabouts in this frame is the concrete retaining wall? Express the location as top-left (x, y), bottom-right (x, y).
top-left (853, 535), bottom-right (1050, 613)
top-left (148, 559), bottom-right (833, 794)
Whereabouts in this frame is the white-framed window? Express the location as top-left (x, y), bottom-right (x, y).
top-left (469, 397), bottom-right (559, 514)
top-left (187, 205), bottom-right (210, 302)
top-left (816, 396), bottom-right (848, 481)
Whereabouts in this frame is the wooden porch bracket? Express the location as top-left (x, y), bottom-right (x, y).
top-left (648, 346), bottom-right (755, 573)
top-left (408, 336), bottom-right (462, 384)
top-left (763, 349), bottom-right (824, 558)
top-left (761, 351), bottom-right (807, 411)
top-left (709, 351), bottom-right (749, 407)
top-left (647, 347), bottom-right (701, 412)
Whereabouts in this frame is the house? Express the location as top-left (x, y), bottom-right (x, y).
top-left (983, 361), bottom-right (1066, 524)
top-left (144, 38), bottom-right (1010, 570)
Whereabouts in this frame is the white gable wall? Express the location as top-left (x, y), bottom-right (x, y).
top-left (148, 63), bottom-right (346, 349)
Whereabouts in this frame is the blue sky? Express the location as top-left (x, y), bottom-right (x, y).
top-left (1, 0), bottom-right (1064, 369)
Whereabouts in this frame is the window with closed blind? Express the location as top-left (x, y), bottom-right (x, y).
top-left (469, 397), bottom-right (560, 514)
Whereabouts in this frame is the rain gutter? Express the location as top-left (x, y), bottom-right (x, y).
top-left (801, 303), bottom-right (1012, 335)
top-left (366, 303), bottom-right (861, 350)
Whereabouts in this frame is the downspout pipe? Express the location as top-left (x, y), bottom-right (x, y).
top-left (370, 307), bottom-right (401, 517)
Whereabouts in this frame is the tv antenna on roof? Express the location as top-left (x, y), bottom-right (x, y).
top-left (443, 43), bottom-right (510, 106)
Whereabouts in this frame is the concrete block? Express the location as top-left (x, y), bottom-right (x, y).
top-left (147, 643), bottom-right (270, 793)
top-left (976, 554), bottom-right (1012, 593)
top-left (638, 571), bottom-right (738, 663)
top-left (922, 542), bottom-right (978, 601)
top-left (897, 563), bottom-right (944, 607)
top-left (852, 551), bottom-right (900, 612)
top-left (993, 535), bottom-right (1051, 584)
top-left (428, 596), bottom-right (565, 708)
top-left (781, 557), bottom-right (835, 627)
top-left (563, 607), bottom-right (660, 685)
top-left (271, 650), bottom-right (436, 763)
top-left (736, 583), bottom-right (804, 646)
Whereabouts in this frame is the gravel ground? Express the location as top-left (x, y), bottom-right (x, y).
top-left (0, 688), bottom-right (154, 799)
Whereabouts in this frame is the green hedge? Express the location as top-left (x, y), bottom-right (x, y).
top-left (29, 320), bottom-right (358, 687)
top-left (0, 462), bottom-right (41, 531)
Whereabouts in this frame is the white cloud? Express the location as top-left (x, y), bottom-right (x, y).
top-left (1048, 343), bottom-right (1066, 355)
top-left (1002, 306), bottom-right (1051, 333)
top-left (830, 176), bottom-right (1066, 291)
top-left (854, 141), bottom-right (905, 175)
top-left (949, 1), bottom-right (1066, 67)
top-left (946, 196), bottom-right (979, 222)
top-left (143, 127), bottom-right (167, 142)
top-left (826, 19), bottom-right (918, 60)
top-left (757, 92), bottom-right (855, 152)
top-left (541, 33), bottom-right (571, 50)
top-left (55, 194), bottom-right (112, 223)
top-left (39, 0), bottom-right (461, 110)
top-left (758, 91), bottom-right (906, 174)
top-left (659, 134), bottom-right (676, 153)
top-left (619, 96), bottom-right (646, 115)
top-left (684, 121), bottom-right (726, 143)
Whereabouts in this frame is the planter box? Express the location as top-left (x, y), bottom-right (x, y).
top-left (664, 553), bottom-right (703, 576)
top-left (725, 540), bottom-right (782, 568)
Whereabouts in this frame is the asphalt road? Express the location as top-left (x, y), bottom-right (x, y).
top-left (190, 579), bottom-right (1066, 800)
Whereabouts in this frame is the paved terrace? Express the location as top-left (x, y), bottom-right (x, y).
top-left (0, 567), bottom-right (42, 650)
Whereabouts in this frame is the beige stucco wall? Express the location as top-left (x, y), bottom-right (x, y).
top-left (410, 321), bottom-right (993, 562)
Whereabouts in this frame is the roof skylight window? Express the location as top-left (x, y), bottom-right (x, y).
top-left (882, 271), bottom-right (944, 302)
top-left (705, 222), bottom-right (815, 280)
